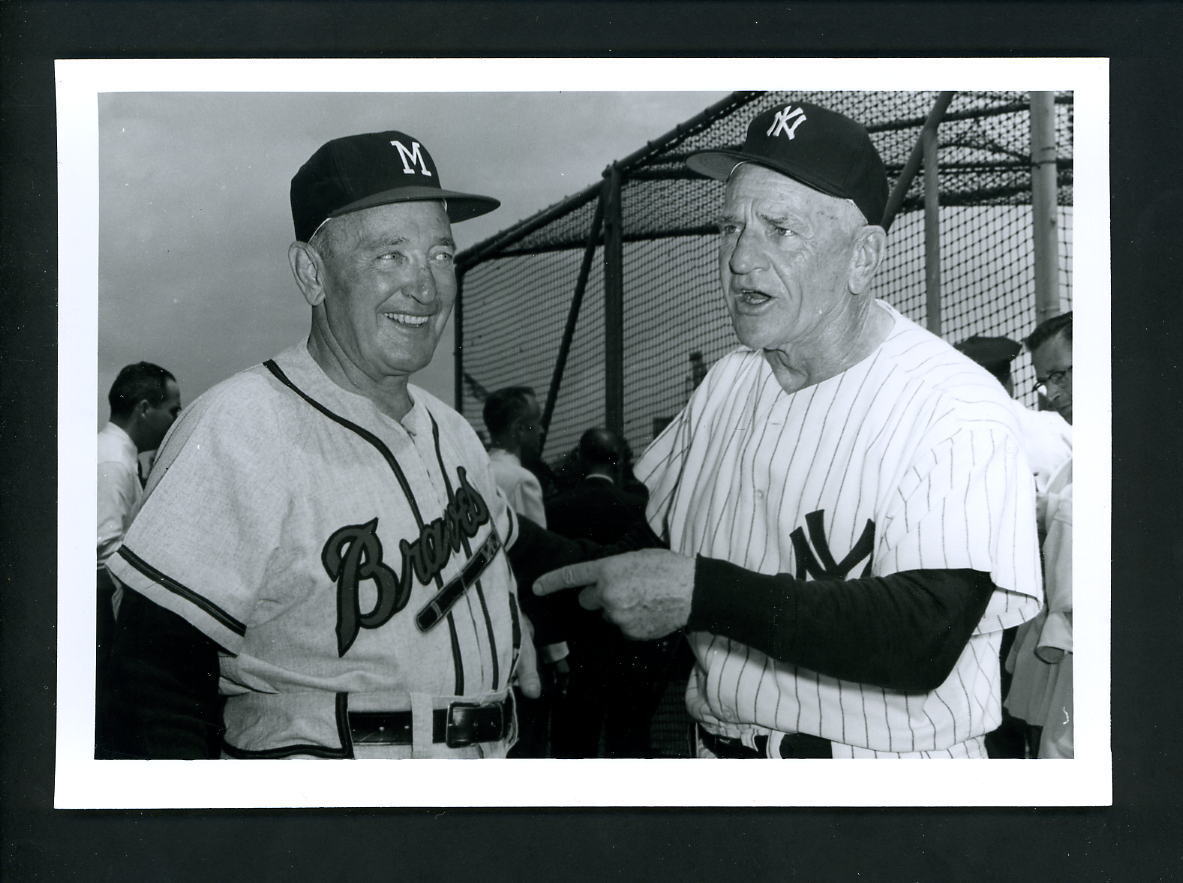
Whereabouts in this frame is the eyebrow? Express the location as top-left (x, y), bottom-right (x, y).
top-left (359, 234), bottom-right (456, 250)
top-left (758, 209), bottom-right (808, 226)
top-left (1036, 366), bottom-right (1069, 379)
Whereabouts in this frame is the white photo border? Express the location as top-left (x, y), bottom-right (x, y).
top-left (56, 56), bottom-right (1111, 809)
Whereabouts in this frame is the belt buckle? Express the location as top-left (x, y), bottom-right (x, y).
top-left (445, 701), bottom-right (481, 748)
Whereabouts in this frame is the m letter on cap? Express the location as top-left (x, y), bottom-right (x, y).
top-left (391, 139), bottom-right (432, 177)
top-left (767, 106), bottom-right (808, 141)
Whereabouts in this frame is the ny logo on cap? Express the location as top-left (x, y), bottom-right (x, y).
top-left (766, 105), bottom-right (808, 141)
top-left (391, 139), bottom-right (433, 177)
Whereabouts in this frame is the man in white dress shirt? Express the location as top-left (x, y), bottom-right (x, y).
top-left (96, 361), bottom-right (181, 752)
top-left (97, 362), bottom-right (182, 582)
top-left (483, 386), bottom-right (548, 525)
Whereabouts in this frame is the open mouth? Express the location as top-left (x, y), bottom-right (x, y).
top-left (383, 311), bottom-right (431, 328)
top-left (734, 287), bottom-right (772, 307)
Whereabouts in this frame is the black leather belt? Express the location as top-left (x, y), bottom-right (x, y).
top-left (349, 697), bottom-right (512, 748)
top-left (698, 725), bottom-right (833, 759)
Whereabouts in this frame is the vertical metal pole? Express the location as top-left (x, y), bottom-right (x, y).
top-left (539, 190), bottom-right (607, 454)
top-left (453, 268), bottom-right (465, 412)
top-left (603, 166), bottom-right (625, 438)
top-left (1030, 91), bottom-right (1060, 325)
top-left (882, 91), bottom-right (955, 232)
top-left (923, 124), bottom-right (941, 335)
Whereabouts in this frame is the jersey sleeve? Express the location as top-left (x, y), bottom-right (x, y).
top-left (876, 420), bottom-right (1043, 633)
top-left (106, 379), bottom-right (288, 654)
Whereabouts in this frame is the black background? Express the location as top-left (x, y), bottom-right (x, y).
top-left (3, 2), bottom-right (1180, 879)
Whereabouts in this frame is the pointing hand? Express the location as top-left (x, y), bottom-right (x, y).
top-left (533, 550), bottom-right (695, 640)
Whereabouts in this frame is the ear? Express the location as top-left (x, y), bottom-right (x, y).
top-left (289, 240), bottom-right (327, 307)
top-left (847, 225), bottom-right (887, 295)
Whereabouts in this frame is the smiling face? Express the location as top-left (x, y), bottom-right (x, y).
top-left (306, 200), bottom-right (457, 385)
top-left (718, 164), bottom-right (873, 354)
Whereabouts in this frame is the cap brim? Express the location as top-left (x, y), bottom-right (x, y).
top-left (687, 149), bottom-right (851, 207)
top-left (330, 186), bottom-right (500, 224)
top-left (686, 150), bottom-right (751, 182)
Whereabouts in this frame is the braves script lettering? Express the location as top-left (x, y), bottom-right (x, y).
top-left (789, 509), bottom-right (875, 580)
top-left (323, 467), bottom-right (490, 655)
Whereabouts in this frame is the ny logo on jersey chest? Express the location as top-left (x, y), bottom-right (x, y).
top-left (790, 509), bottom-right (875, 580)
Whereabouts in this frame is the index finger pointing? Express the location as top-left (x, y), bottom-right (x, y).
top-left (533, 560), bottom-right (604, 596)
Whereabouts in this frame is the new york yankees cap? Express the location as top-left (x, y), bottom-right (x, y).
top-left (290, 130), bottom-right (500, 242)
top-left (687, 100), bottom-right (890, 230)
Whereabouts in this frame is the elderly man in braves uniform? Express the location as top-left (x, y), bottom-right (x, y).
top-left (538, 100), bottom-right (1043, 758)
top-left (104, 130), bottom-right (578, 759)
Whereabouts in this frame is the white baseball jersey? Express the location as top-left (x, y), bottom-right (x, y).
top-left (636, 302), bottom-right (1042, 757)
top-left (107, 341), bottom-right (524, 758)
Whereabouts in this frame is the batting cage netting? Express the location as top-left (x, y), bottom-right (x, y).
top-left (454, 90), bottom-right (1073, 757)
top-left (456, 90), bottom-right (1072, 459)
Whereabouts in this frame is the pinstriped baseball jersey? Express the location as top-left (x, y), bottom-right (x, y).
top-left (636, 302), bottom-right (1042, 757)
top-left (107, 341), bottom-right (523, 757)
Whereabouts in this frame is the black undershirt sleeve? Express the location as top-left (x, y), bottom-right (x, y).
top-left (100, 588), bottom-right (224, 759)
top-left (687, 557), bottom-right (996, 693)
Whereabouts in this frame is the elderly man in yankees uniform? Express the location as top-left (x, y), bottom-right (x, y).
top-left (103, 130), bottom-right (582, 759)
top-left (538, 100), bottom-right (1043, 758)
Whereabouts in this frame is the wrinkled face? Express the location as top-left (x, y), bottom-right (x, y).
top-left (142, 378), bottom-right (182, 451)
top-left (1031, 332), bottom-right (1072, 424)
top-left (718, 164), bottom-right (865, 352)
top-left (314, 201), bottom-right (457, 381)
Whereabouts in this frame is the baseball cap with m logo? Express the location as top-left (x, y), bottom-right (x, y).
top-left (290, 130), bottom-right (500, 242)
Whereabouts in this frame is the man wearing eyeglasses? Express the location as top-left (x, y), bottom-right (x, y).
top-left (955, 333), bottom-right (1071, 498)
top-left (1006, 311), bottom-right (1074, 757)
top-left (1030, 315), bottom-right (1073, 424)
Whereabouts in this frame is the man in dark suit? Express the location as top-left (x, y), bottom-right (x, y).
top-left (546, 428), bottom-right (679, 758)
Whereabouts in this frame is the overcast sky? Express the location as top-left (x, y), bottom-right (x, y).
top-left (97, 90), bottom-right (728, 424)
